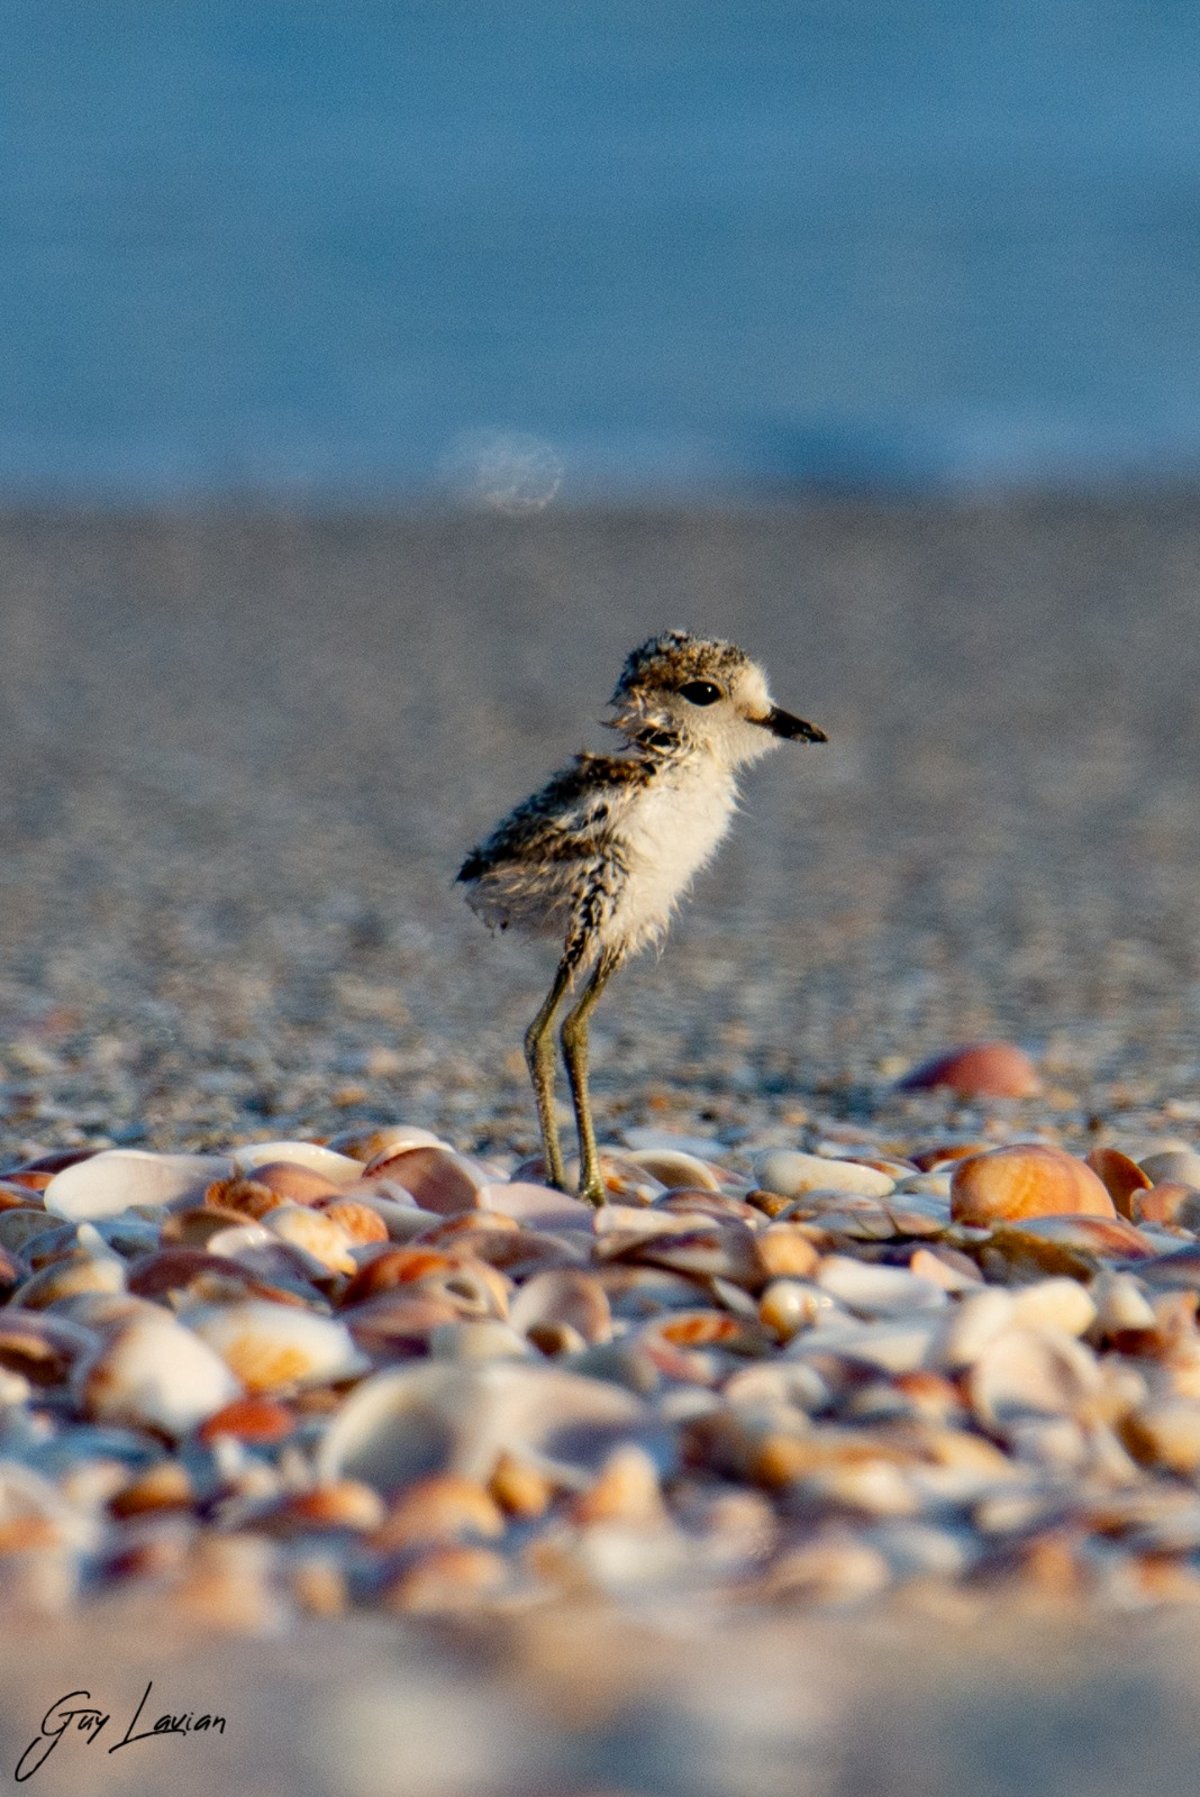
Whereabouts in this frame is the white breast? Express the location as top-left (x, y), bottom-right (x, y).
top-left (604, 759), bottom-right (739, 953)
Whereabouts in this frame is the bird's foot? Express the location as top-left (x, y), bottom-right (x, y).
top-left (577, 1175), bottom-right (607, 1209)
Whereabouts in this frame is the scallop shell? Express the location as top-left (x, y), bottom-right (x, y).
top-left (318, 1361), bottom-right (667, 1495)
top-left (44, 1151), bottom-right (231, 1222)
top-left (950, 1143), bottom-right (1115, 1225)
top-left (621, 1148), bottom-right (723, 1192)
top-left (327, 1124), bottom-right (446, 1162)
top-left (362, 1147), bottom-right (488, 1216)
top-left (181, 1300), bottom-right (369, 1392)
top-left (265, 1204), bottom-right (357, 1276)
top-left (508, 1268), bottom-right (612, 1346)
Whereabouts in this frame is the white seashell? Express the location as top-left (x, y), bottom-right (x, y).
top-left (508, 1268), bottom-right (612, 1345)
top-left (620, 1148), bottom-right (723, 1192)
top-left (318, 1361), bottom-right (663, 1496)
top-left (758, 1279), bottom-right (848, 1341)
top-left (1009, 1277), bottom-right (1097, 1338)
top-left (44, 1151), bottom-right (231, 1221)
top-left (182, 1301), bottom-right (369, 1392)
top-left (815, 1255), bottom-right (948, 1317)
top-left (1139, 1149), bottom-right (1200, 1189)
top-left (474, 1182), bottom-right (595, 1233)
top-left (234, 1142), bottom-right (365, 1186)
top-left (1091, 1271), bottom-right (1156, 1335)
top-left (326, 1124), bottom-right (448, 1161)
top-left (785, 1317), bottom-right (941, 1375)
top-left (265, 1205), bottom-right (356, 1276)
top-left (74, 1310), bottom-right (241, 1436)
top-left (755, 1150), bottom-right (895, 1200)
top-left (935, 1288), bottom-right (1016, 1370)
top-left (969, 1326), bottom-right (1101, 1427)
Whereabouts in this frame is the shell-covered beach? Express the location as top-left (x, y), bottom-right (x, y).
top-left (4, 500), bottom-right (1200, 1791)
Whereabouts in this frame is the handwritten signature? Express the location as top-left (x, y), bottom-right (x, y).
top-left (15, 1682), bottom-right (226, 1781)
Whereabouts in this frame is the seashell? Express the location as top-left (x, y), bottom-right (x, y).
top-left (654, 1190), bottom-right (762, 1226)
top-left (936, 1288), bottom-right (1017, 1370)
top-left (1122, 1403), bottom-right (1200, 1475)
top-left (44, 1151), bottom-right (231, 1222)
top-left (621, 1148), bottom-right (722, 1192)
top-left (897, 1041), bottom-right (1041, 1099)
top-left (318, 1362), bottom-right (665, 1496)
top-left (383, 1544), bottom-right (509, 1613)
top-left (755, 1150), bottom-right (895, 1200)
top-left (1009, 1277), bottom-right (1097, 1338)
top-left (1140, 1149), bottom-right (1200, 1189)
top-left (1137, 1245), bottom-right (1200, 1291)
top-left (343, 1290), bottom-right (464, 1362)
top-left (313, 1198), bottom-right (389, 1245)
top-left (340, 1247), bottom-right (509, 1319)
top-left (0, 1209), bottom-right (58, 1255)
top-left (204, 1177), bottom-right (285, 1221)
top-left (755, 1225), bottom-right (820, 1282)
top-left (758, 1278), bottom-right (844, 1342)
top-left (785, 1317), bottom-right (942, 1376)
top-left (968, 1326), bottom-right (1101, 1427)
top-left (570, 1444), bottom-right (665, 1526)
top-left (814, 1255), bottom-right (948, 1318)
top-left (983, 1215), bottom-right (1158, 1281)
top-left (0, 1310), bottom-right (101, 1385)
top-left (4, 1147), bottom-right (100, 1183)
top-left (362, 1147), bottom-right (488, 1216)
top-left (893, 1171), bottom-right (954, 1198)
top-left (509, 1269), bottom-right (612, 1346)
top-left (1133, 1183), bottom-right (1200, 1229)
top-left (234, 1141), bottom-right (364, 1186)
top-left (265, 1204), bottom-right (356, 1276)
top-left (260, 1481), bottom-right (386, 1535)
top-left (595, 1264), bottom-right (716, 1320)
top-left (337, 1188), bottom-right (432, 1241)
top-left (563, 1153), bottom-right (667, 1206)
top-left (182, 1300), bottom-right (369, 1392)
top-left (472, 1181), bottom-right (595, 1232)
top-left (910, 1143), bottom-right (991, 1172)
top-left (128, 1246), bottom-right (258, 1302)
top-left (245, 1162), bottom-right (344, 1206)
top-left (371, 1473), bottom-right (505, 1551)
top-left (12, 1232), bottom-right (127, 1309)
top-left (1085, 1146), bottom-right (1152, 1218)
top-left (430, 1319), bottom-right (532, 1361)
top-left (1090, 1271), bottom-right (1157, 1336)
top-left (489, 1452), bottom-right (556, 1519)
top-left (197, 1221), bottom-right (331, 1294)
top-left (197, 1394), bottom-right (298, 1444)
top-left (599, 1217), bottom-right (763, 1288)
top-left (327, 1124), bottom-right (447, 1162)
top-left (950, 1144), bottom-right (1114, 1225)
top-left (74, 1309), bottom-right (242, 1436)
top-left (110, 1461), bottom-right (194, 1518)
top-left (881, 1192), bottom-right (952, 1236)
top-left (761, 1531), bottom-right (892, 1603)
top-left (907, 1245), bottom-right (982, 1292)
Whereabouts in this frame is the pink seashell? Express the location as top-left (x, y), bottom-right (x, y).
top-left (362, 1147), bottom-right (488, 1216)
top-left (899, 1042), bottom-right (1041, 1100)
top-left (474, 1181), bottom-right (595, 1232)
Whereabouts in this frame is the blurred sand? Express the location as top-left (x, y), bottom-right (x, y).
top-left (0, 497), bottom-right (1198, 1161)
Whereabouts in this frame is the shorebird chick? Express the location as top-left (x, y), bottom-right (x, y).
top-left (458, 631), bottom-right (826, 1205)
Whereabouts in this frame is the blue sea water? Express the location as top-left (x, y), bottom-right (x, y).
top-left (3, 1), bottom-right (1200, 500)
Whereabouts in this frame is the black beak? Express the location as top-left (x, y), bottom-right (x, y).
top-left (757, 705), bottom-right (827, 744)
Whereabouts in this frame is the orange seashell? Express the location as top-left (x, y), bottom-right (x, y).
top-left (1086, 1147), bottom-right (1152, 1219)
top-left (950, 1143), bottom-right (1114, 1225)
top-left (315, 1198), bottom-right (389, 1244)
top-left (268, 1481), bottom-right (385, 1534)
top-left (110, 1461), bottom-right (194, 1518)
top-left (197, 1394), bottom-right (298, 1444)
top-left (340, 1246), bottom-right (457, 1305)
top-left (910, 1142), bottom-right (990, 1173)
top-left (899, 1042), bottom-right (1041, 1100)
top-left (204, 1177), bottom-right (283, 1220)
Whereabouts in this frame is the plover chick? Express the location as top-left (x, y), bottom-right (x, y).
top-left (458, 631), bottom-right (827, 1205)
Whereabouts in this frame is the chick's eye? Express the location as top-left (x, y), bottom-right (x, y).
top-left (678, 680), bottom-right (722, 706)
